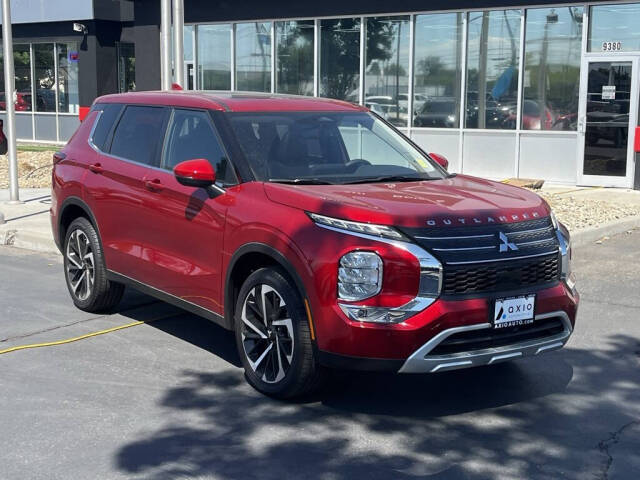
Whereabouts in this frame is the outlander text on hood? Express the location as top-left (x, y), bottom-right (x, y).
top-left (51, 91), bottom-right (578, 398)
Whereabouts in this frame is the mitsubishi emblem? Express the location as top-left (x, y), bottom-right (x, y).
top-left (498, 232), bottom-right (518, 252)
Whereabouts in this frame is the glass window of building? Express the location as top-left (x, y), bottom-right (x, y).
top-left (184, 25), bottom-right (194, 62)
top-left (466, 10), bottom-right (521, 129)
top-left (320, 18), bottom-right (361, 102)
top-left (34, 43), bottom-right (56, 112)
top-left (13, 45), bottom-right (33, 112)
top-left (57, 42), bottom-right (80, 113)
top-left (413, 13), bottom-right (464, 128)
top-left (236, 22), bottom-right (272, 92)
top-left (589, 3), bottom-right (640, 52)
top-left (275, 20), bottom-right (314, 96)
top-left (117, 42), bottom-right (136, 93)
top-left (523, 7), bottom-right (583, 131)
top-left (197, 24), bottom-right (232, 90)
top-left (364, 16), bottom-right (410, 127)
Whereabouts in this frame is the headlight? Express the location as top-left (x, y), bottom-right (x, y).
top-left (309, 213), bottom-right (407, 241)
top-left (338, 251), bottom-right (383, 301)
top-left (338, 251), bottom-right (442, 324)
top-left (554, 218), bottom-right (575, 291)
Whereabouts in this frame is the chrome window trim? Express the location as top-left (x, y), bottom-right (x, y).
top-left (87, 109), bottom-right (103, 153)
top-left (398, 310), bottom-right (573, 373)
top-left (87, 104), bottom-right (237, 187)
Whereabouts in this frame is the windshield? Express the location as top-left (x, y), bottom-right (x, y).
top-left (227, 112), bottom-right (446, 184)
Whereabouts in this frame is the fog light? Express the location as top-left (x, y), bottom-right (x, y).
top-left (338, 251), bottom-right (382, 301)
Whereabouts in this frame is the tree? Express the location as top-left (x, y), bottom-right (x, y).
top-left (320, 18), bottom-right (398, 101)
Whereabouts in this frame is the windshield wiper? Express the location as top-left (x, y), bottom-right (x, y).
top-left (342, 175), bottom-right (433, 185)
top-left (268, 178), bottom-right (334, 185)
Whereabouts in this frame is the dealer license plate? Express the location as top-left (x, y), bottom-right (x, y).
top-left (493, 295), bottom-right (535, 329)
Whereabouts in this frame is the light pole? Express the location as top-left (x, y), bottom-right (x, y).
top-left (160, 0), bottom-right (172, 90)
top-left (2, 0), bottom-right (20, 204)
top-left (172, 0), bottom-right (184, 88)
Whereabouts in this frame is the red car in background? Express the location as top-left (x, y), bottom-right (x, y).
top-left (50, 91), bottom-right (578, 398)
top-left (0, 91), bottom-right (33, 111)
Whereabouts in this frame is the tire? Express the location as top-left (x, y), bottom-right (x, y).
top-left (234, 267), bottom-right (324, 399)
top-left (63, 217), bottom-right (124, 313)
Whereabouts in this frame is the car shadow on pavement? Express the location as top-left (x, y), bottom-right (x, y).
top-left (114, 290), bottom-right (242, 368)
top-left (112, 311), bottom-right (640, 480)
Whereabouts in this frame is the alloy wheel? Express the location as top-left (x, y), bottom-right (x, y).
top-left (66, 229), bottom-right (95, 301)
top-left (240, 284), bottom-right (295, 383)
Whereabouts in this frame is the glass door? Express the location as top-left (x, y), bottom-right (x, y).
top-left (184, 61), bottom-right (195, 90)
top-left (116, 42), bottom-right (136, 93)
top-left (577, 56), bottom-right (639, 187)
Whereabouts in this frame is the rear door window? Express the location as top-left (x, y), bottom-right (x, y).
top-left (109, 105), bottom-right (169, 166)
top-left (161, 109), bottom-right (236, 184)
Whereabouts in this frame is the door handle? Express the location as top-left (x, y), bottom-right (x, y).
top-left (89, 163), bottom-right (104, 174)
top-left (144, 178), bottom-right (164, 192)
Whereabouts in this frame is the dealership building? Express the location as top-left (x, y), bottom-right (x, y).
top-left (2, 0), bottom-right (640, 188)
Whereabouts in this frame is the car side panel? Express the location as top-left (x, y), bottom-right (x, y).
top-left (51, 111), bottom-right (98, 249)
top-left (81, 152), bottom-right (156, 278)
top-left (133, 167), bottom-right (228, 315)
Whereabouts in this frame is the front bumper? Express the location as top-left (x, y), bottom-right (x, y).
top-left (398, 310), bottom-right (572, 373)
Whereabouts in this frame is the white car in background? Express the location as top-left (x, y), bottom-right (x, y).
top-left (398, 93), bottom-right (428, 112)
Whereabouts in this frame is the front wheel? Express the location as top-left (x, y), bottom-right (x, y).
top-left (234, 267), bottom-right (324, 399)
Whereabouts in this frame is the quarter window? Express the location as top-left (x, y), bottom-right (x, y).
top-left (162, 109), bottom-right (234, 184)
top-left (109, 105), bottom-right (168, 166)
top-left (91, 103), bottom-right (123, 151)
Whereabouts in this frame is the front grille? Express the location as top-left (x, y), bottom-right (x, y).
top-left (399, 217), bottom-right (561, 296)
top-left (429, 317), bottom-right (565, 356)
top-left (443, 254), bottom-right (559, 295)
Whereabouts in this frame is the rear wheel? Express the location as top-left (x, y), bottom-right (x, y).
top-left (63, 217), bottom-right (124, 312)
top-left (234, 267), bottom-right (324, 399)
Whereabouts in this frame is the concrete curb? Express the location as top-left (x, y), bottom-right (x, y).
top-left (0, 227), bottom-right (59, 254)
top-left (570, 215), bottom-right (640, 248)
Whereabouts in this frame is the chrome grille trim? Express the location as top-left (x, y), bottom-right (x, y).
top-left (445, 250), bottom-right (560, 265)
top-left (415, 234), bottom-right (495, 241)
top-left (432, 245), bottom-right (495, 252)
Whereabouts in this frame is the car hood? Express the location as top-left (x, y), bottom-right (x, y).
top-left (263, 175), bottom-right (550, 228)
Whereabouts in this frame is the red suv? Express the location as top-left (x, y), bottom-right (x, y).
top-left (51, 92), bottom-right (578, 398)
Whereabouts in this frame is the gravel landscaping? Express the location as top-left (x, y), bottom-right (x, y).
top-left (2, 151), bottom-right (640, 232)
top-left (533, 189), bottom-right (640, 232)
top-left (0, 149), bottom-right (56, 189)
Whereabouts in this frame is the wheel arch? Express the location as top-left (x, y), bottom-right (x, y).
top-left (58, 197), bottom-right (102, 252)
top-left (224, 243), bottom-right (310, 330)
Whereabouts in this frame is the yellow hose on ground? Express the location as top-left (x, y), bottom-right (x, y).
top-left (0, 314), bottom-right (174, 355)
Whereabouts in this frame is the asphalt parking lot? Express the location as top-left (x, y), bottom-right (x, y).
top-left (1, 232), bottom-right (639, 480)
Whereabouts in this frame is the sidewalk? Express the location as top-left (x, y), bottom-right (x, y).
top-left (0, 188), bottom-right (57, 253)
top-left (1, 186), bottom-right (640, 256)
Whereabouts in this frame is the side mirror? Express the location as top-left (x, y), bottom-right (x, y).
top-left (174, 159), bottom-right (216, 188)
top-left (429, 152), bottom-right (449, 171)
